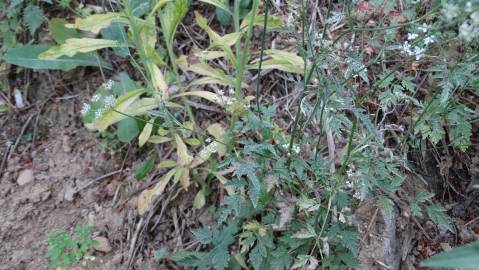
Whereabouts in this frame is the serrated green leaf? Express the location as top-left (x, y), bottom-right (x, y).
top-left (415, 191), bottom-right (434, 202)
top-left (427, 204), bottom-right (452, 232)
top-left (376, 196), bottom-right (394, 218)
top-left (4, 45), bottom-right (110, 71)
top-left (249, 244), bottom-right (264, 270)
top-left (24, 4), bottom-right (45, 35)
top-left (192, 227), bottom-right (213, 244)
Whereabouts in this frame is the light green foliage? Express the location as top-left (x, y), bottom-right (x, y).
top-left (23, 4), bottom-right (45, 35)
top-left (46, 225), bottom-right (96, 270)
top-left (421, 241), bottom-right (479, 270)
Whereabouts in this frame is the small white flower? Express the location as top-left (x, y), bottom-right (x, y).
top-left (424, 36), bottom-right (435, 45)
top-left (218, 90), bottom-right (224, 96)
top-left (208, 143), bottom-right (217, 153)
top-left (282, 143), bottom-right (289, 149)
top-left (407, 33), bottom-right (418, 40)
top-left (471, 11), bottom-right (479, 25)
top-left (228, 88), bottom-right (235, 96)
top-left (293, 145), bottom-right (300, 154)
top-left (102, 79), bottom-right (114, 90)
top-left (95, 108), bottom-right (105, 119)
top-left (91, 94), bottom-right (100, 102)
top-left (414, 46), bottom-right (425, 60)
top-left (402, 41), bottom-right (412, 55)
top-left (442, 3), bottom-right (460, 20)
top-left (418, 23), bottom-right (428, 33)
top-left (205, 137), bottom-right (212, 143)
top-left (104, 95), bottom-right (116, 108)
top-left (466, 1), bottom-right (473, 12)
top-left (459, 21), bottom-right (477, 42)
top-left (80, 103), bottom-right (91, 115)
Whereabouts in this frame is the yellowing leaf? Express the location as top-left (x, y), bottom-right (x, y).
top-left (198, 0), bottom-right (231, 14)
top-left (175, 134), bottom-right (193, 166)
top-left (207, 123), bottom-right (226, 156)
top-left (191, 142), bottom-right (216, 168)
top-left (188, 63), bottom-right (234, 86)
top-left (194, 11), bottom-right (238, 65)
top-left (93, 90), bottom-right (160, 131)
top-left (146, 62), bottom-right (168, 97)
top-left (176, 167), bottom-right (190, 189)
top-left (249, 49), bottom-right (306, 75)
top-left (194, 50), bottom-right (227, 61)
top-left (148, 136), bottom-right (171, 144)
top-left (138, 121), bottom-right (153, 147)
top-left (193, 189), bottom-right (206, 209)
top-left (158, 159), bottom-right (176, 169)
top-left (39, 38), bottom-right (121, 59)
top-left (240, 13), bottom-right (284, 30)
top-left (66, 12), bottom-right (129, 34)
top-left (137, 168), bottom-right (175, 215)
top-left (173, 90), bottom-right (235, 107)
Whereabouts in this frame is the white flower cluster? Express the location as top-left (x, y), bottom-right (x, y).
top-left (80, 93), bottom-right (116, 118)
top-left (80, 103), bottom-right (91, 115)
top-left (401, 23), bottom-right (434, 61)
top-left (281, 143), bottom-right (300, 154)
top-left (459, 10), bottom-right (479, 42)
top-left (442, 3), bottom-right (460, 20)
top-left (102, 79), bottom-right (114, 90)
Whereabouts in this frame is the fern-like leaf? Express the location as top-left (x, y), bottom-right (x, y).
top-left (23, 4), bottom-right (45, 35)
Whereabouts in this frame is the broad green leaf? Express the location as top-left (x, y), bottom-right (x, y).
top-left (215, 0), bottom-right (231, 26)
top-left (48, 18), bottom-right (81, 44)
top-left (39, 38), bottom-right (122, 59)
top-left (159, 0), bottom-right (189, 46)
top-left (100, 22), bottom-right (129, 57)
top-left (137, 168), bottom-right (175, 215)
top-left (135, 156), bottom-right (156, 180)
top-left (138, 121), bottom-right (153, 147)
top-left (198, 0), bottom-right (231, 14)
top-left (4, 45), bottom-right (109, 71)
top-left (66, 12), bottom-right (129, 34)
top-left (24, 4), bottom-right (45, 35)
top-left (421, 241), bottom-right (479, 270)
top-left (116, 117), bottom-right (139, 142)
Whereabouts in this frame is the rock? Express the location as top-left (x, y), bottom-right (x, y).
top-left (63, 183), bottom-right (76, 202)
top-left (93, 236), bottom-right (112, 253)
top-left (17, 170), bottom-right (35, 186)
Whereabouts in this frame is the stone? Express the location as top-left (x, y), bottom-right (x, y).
top-left (17, 170), bottom-right (35, 186)
top-left (93, 236), bottom-right (112, 253)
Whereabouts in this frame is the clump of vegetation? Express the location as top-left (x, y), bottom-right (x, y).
top-left (46, 225), bottom-right (96, 270)
top-left (2, 0), bottom-right (479, 269)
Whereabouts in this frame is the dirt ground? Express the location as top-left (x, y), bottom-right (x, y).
top-left (0, 73), bottom-right (211, 270)
top-left (1, 74), bottom-right (478, 269)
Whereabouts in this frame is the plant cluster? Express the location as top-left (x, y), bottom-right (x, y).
top-left (2, 0), bottom-right (478, 269)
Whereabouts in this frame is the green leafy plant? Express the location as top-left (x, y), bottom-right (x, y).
top-left (421, 241), bottom-right (479, 270)
top-left (46, 225), bottom-right (96, 270)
